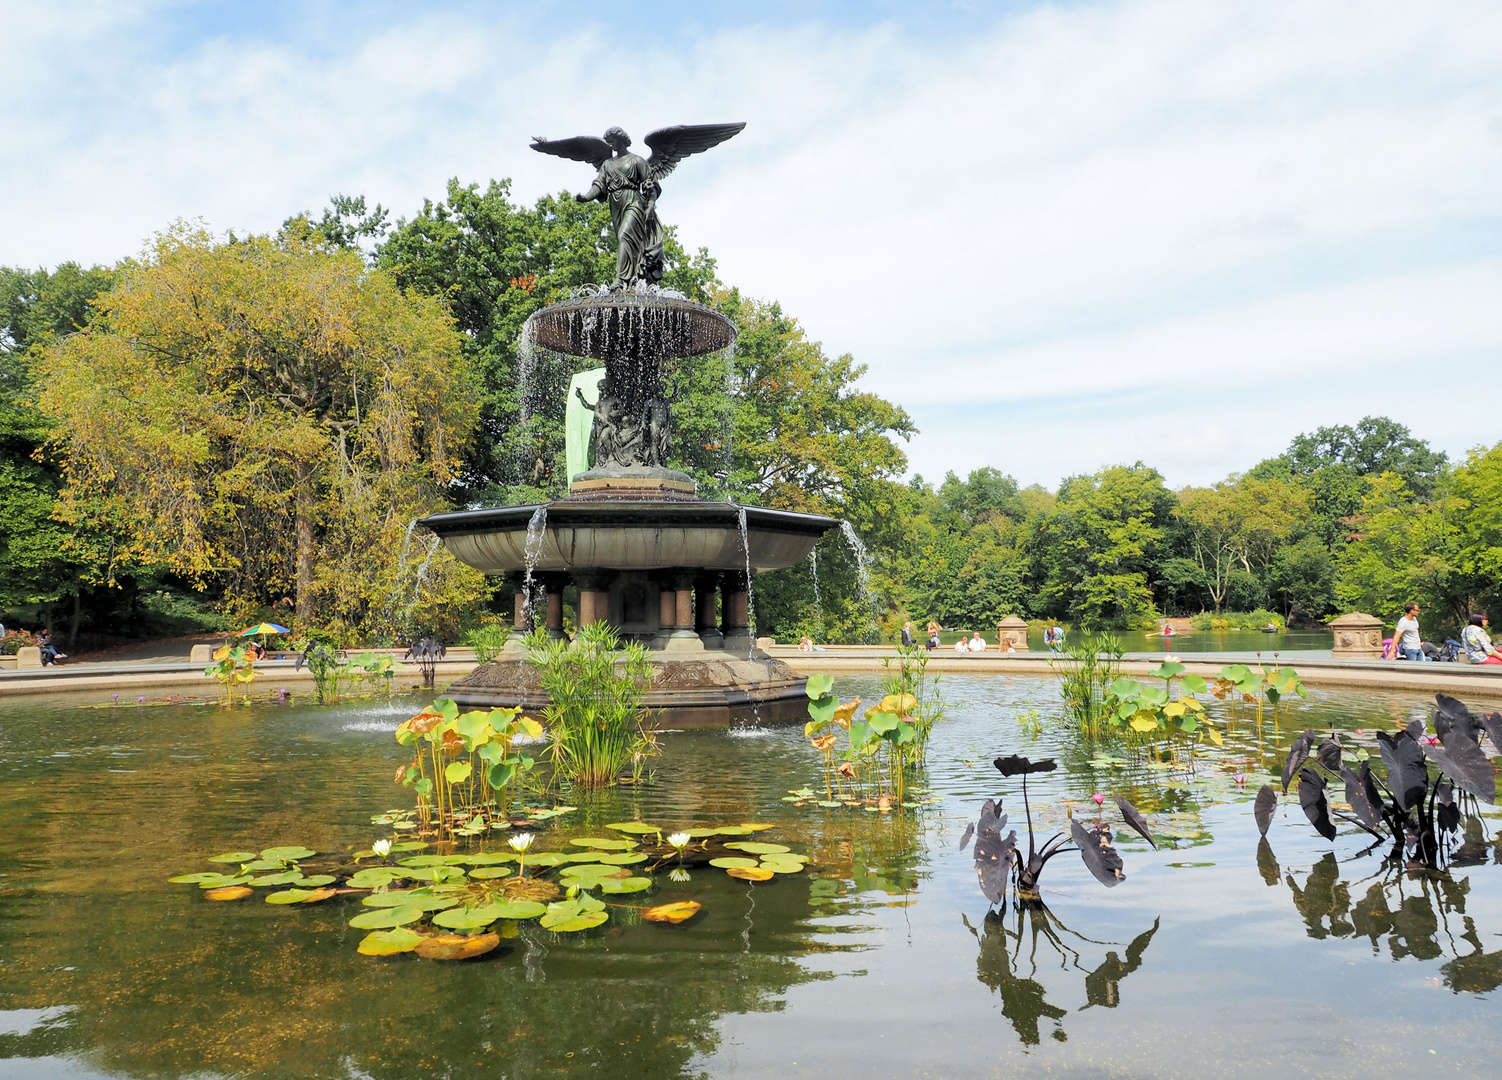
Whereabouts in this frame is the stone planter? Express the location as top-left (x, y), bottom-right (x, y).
top-left (1329, 613), bottom-right (1384, 658)
top-left (996, 616), bottom-right (1030, 652)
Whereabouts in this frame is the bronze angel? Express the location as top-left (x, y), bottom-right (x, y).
top-left (531, 123), bottom-right (745, 289)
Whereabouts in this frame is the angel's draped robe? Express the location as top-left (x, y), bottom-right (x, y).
top-left (593, 153), bottom-right (665, 286)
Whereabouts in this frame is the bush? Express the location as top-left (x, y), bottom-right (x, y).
top-left (1189, 610), bottom-right (1286, 631)
top-left (467, 622), bottom-right (511, 665)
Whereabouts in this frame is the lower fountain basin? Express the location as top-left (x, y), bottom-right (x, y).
top-left (417, 501), bottom-right (837, 574)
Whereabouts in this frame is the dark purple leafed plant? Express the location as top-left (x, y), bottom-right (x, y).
top-left (1256, 693), bottom-right (1499, 870)
top-left (959, 754), bottom-right (1157, 907)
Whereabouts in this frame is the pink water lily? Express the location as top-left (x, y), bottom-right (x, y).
top-left (1233, 774), bottom-right (1247, 785)
top-left (1091, 793), bottom-right (1105, 806)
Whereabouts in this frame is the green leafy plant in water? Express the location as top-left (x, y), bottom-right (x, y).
top-left (524, 623), bottom-right (659, 789)
top-left (295, 640), bottom-right (351, 704)
top-left (345, 652), bottom-right (395, 696)
top-left (395, 698), bottom-right (543, 835)
top-left (804, 674), bottom-right (936, 808)
top-left (878, 642), bottom-right (946, 765)
top-left (203, 644), bottom-right (256, 706)
top-left (467, 621), bottom-right (512, 665)
top-left (1050, 632), bottom-right (1124, 734)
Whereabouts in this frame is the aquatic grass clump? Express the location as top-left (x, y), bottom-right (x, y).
top-left (525, 623), bottom-right (659, 788)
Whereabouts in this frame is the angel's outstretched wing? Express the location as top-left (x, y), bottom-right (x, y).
top-left (530, 135), bottom-right (612, 168)
top-left (645, 123), bottom-right (746, 181)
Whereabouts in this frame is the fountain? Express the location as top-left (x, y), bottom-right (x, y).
top-left (419, 122), bottom-right (838, 727)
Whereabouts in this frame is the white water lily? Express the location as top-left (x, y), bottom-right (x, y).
top-left (667, 832), bottom-right (691, 849)
top-left (669, 868), bottom-right (691, 883)
top-left (371, 839), bottom-right (392, 858)
top-left (508, 832), bottom-right (535, 853)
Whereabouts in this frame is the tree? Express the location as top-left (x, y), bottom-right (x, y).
top-left (1174, 476), bottom-right (1310, 611)
top-left (1266, 536), bottom-right (1336, 622)
top-left (1036, 464), bottom-right (1175, 626)
top-left (38, 224), bottom-right (484, 639)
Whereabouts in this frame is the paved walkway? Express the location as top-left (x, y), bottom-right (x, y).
top-left (765, 645), bottom-right (1502, 701)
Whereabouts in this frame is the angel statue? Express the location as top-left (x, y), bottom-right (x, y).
top-left (531, 123), bottom-right (745, 289)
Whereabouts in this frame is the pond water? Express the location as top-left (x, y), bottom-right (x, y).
top-left (1, 674), bottom-right (1500, 1079)
top-left (929, 627), bottom-right (1335, 656)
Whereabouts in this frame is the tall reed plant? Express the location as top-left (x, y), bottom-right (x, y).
top-left (526, 624), bottom-right (658, 788)
top-left (1050, 631), bottom-right (1124, 734)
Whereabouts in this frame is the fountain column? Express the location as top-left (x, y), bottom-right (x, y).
top-left (665, 570), bottom-right (704, 653)
top-left (655, 574), bottom-right (677, 648)
top-left (721, 570), bottom-right (754, 654)
top-left (574, 571), bottom-right (610, 628)
top-left (541, 573), bottom-right (567, 640)
top-left (695, 573), bottom-right (724, 649)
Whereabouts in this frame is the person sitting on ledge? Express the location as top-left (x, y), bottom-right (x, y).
top-left (969, 631), bottom-right (986, 652)
top-left (953, 636), bottom-right (969, 653)
top-left (1002, 637), bottom-right (1016, 653)
top-left (798, 636), bottom-right (814, 652)
top-left (1462, 613), bottom-right (1501, 665)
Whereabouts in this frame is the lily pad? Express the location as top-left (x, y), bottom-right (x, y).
top-left (357, 928), bottom-right (424, 956)
top-left (604, 822), bottom-right (662, 835)
top-left (724, 842), bottom-right (790, 855)
top-left (295, 874), bottom-right (336, 887)
top-left (544, 911), bottom-right (609, 932)
top-left (260, 846), bottom-right (317, 861)
top-left (489, 899), bottom-right (547, 920)
top-left (249, 871), bottom-right (304, 886)
top-left (432, 905), bottom-right (508, 930)
top-left (521, 853), bottom-right (570, 868)
top-left (712, 826), bottom-right (755, 837)
top-left (390, 841), bottom-right (428, 852)
top-left (206, 851), bottom-right (258, 864)
top-left (468, 867), bottom-right (516, 880)
top-left (643, 901), bottom-right (701, 924)
top-left (198, 876), bottom-right (252, 889)
top-left (560, 852), bottom-right (605, 863)
top-left (684, 828), bottom-right (724, 838)
top-left (405, 866), bottom-right (467, 883)
top-left (203, 886), bottom-right (253, 901)
top-left (739, 824), bottom-right (777, 832)
top-left (416, 932), bottom-right (501, 961)
top-left (169, 872), bottom-right (228, 884)
top-left (596, 876), bottom-right (652, 894)
top-left (708, 857), bottom-right (759, 869)
top-left (348, 904), bottom-right (425, 929)
top-left (596, 852), bottom-right (648, 866)
top-left (464, 853), bottom-right (516, 866)
top-left (348, 868), bottom-right (407, 889)
top-left (399, 854), bottom-right (471, 867)
top-left (362, 891), bottom-right (460, 912)
top-left (727, 866), bottom-right (775, 882)
top-left (266, 887), bottom-right (337, 905)
top-left (568, 837), bottom-right (636, 851)
top-left (759, 859), bottom-right (805, 875)
top-left (240, 859), bottom-right (288, 872)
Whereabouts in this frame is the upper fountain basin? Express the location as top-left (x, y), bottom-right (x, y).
top-left (526, 292), bottom-right (734, 361)
top-left (418, 501), bottom-right (837, 574)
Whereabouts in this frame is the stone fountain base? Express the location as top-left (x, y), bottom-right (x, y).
top-left (442, 651), bottom-right (809, 729)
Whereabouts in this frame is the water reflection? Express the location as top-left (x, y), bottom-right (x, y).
top-left (962, 907), bottom-right (1159, 1046)
top-left (1282, 846), bottom-right (1502, 992)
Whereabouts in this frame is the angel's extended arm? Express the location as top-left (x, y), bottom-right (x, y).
top-left (575, 178), bottom-right (604, 204)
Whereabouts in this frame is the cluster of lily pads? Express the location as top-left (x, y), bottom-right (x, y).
top-left (168, 821), bottom-right (810, 961)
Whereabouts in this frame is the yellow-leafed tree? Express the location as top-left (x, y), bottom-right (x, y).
top-left (39, 222), bottom-right (486, 640)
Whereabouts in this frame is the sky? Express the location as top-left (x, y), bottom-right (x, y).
top-left (3, 0), bottom-right (1500, 490)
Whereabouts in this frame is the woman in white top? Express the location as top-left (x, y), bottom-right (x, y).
top-left (953, 637), bottom-right (969, 653)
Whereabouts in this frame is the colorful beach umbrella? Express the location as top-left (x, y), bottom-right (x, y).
top-left (239, 622), bottom-right (290, 654)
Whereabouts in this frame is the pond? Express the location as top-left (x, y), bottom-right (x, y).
top-left (1, 674), bottom-right (1500, 1079)
top-left (928, 627), bottom-right (1335, 656)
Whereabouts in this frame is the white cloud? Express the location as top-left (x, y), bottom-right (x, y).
top-left (2, 1), bottom-right (1500, 487)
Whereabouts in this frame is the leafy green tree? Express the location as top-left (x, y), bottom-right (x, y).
top-left (1266, 536), bottom-right (1336, 621)
top-left (38, 225), bottom-right (484, 640)
top-left (1173, 476), bottom-right (1310, 611)
top-left (1036, 464), bottom-right (1175, 626)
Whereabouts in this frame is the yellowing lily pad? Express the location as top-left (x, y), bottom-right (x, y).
top-left (204, 886), bottom-right (253, 901)
top-left (727, 866), bottom-right (775, 882)
top-left (739, 824), bottom-right (777, 832)
top-left (348, 904), bottom-right (425, 929)
top-left (416, 932), bottom-right (501, 961)
top-left (724, 842), bottom-right (790, 855)
top-left (169, 872), bottom-right (227, 884)
top-left (643, 901), bottom-right (702, 924)
top-left (266, 887), bottom-right (337, 904)
top-left (357, 928), bottom-right (424, 956)
top-left (708, 857), bottom-right (758, 869)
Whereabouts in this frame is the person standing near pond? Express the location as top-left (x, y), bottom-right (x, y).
top-left (1462, 613), bottom-right (1501, 665)
top-left (1394, 603), bottom-right (1425, 662)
